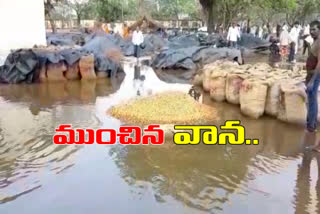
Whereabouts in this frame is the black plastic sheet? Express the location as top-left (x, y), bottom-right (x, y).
top-left (152, 46), bottom-right (242, 70)
top-left (0, 49), bottom-right (39, 84)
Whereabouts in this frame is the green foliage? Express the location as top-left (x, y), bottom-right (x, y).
top-left (47, 0), bottom-right (320, 29)
top-left (88, 0), bottom-right (139, 22)
top-left (93, 0), bottom-right (123, 22)
top-left (140, 0), bottom-right (200, 20)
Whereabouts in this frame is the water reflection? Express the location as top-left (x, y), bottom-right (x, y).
top-left (1, 61), bottom-right (320, 214)
top-left (293, 132), bottom-right (320, 214)
top-left (154, 68), bottom-right (194, 84)
top-left (133, 65), bottom-right (146, 96)
top-left (108, 93), bottom-right (320, 213)
top-left (0, 75), bottom-right (125, 204)
top-left (0, 62), bottom-right (193, 206)
top-left (96, 62), bottom-right (192, 126)
top-left (0, 74), bottom-right (125, 108)
top-left (110, 143), bottom-right (254, 212)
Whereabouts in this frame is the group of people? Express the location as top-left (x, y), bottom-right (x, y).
top-left (97, 19), bottom-right (320, 152)
top-left (226, 23), bottom-right (275, 48)
top-left (226, 21), bottom-right (315, 66)
top-left (268, 22), bottom-right (315, 67)
top-left (278, 22), bottom-right (314, 64)
top-left (226, 19), bottom-right (320, 152)
top-left (279, 20), bottom-right (320, 152)
top-left (103, 23), bottom-right (130, 38)
top-left (263, 20), bottom-right (320, 152)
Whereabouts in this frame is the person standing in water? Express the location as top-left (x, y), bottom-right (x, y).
top-left (132, 26), bottom-right (144, 63)
top-left (305, 20), bottom-right (320, 144)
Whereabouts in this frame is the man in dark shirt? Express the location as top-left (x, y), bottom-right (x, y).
top-left (269, 37), bottom-right (281, 67)
top-left (304, 21), bottom-right (320, 152)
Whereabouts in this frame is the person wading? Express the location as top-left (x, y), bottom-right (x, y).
top-left (304, 21), bottom-right (320, 152)
top-left (132, 26), bottom-right (144, 64)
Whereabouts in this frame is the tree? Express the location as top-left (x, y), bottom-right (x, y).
top-left (44, 0), bottom-right (61, 33)
top-left (153, 0), bottom-right (199, 20)
top-left (66, 0), bottom-right (93, 27)
top-left (198, 0), bottom-right (218, 33)
top-left (283, 0), bottom-right (319, 26)
top-left (92, 0), bottom-right (125, 22)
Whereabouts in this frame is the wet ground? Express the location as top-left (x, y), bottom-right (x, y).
top-left (0, 60), bottom-right (320, 214)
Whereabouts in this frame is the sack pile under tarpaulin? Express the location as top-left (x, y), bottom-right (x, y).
top-left (81, 35), bottom-right (122, 76)
top-left (0, 48), bottom-right (88, 83)
top-left (33, 47), bottom-right (87, 66)
top-left (47, 32), bottom-right (86, 46)
top-left (152, 46), bottom-right (242, 70)
top-left (238, 33), bottom-right (270, 49)
top-left (152, 47), bottom-right (205, 70)
top-left (0, 44), bottom-right (124, 83)
top-left (151, 33), bottom-right (243, 71)
top-left (0, 49), bottom-right (39, 84)
top-left (167, 34), bottom-right (200, 49)
top-left (50, 32), bottom-right (168, 58)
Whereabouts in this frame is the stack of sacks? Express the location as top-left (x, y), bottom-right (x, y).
top-left (225, 73), bottom-right (247, 105)
top-left (239, 78), bottom-right (269, 119)
top-left (209, 72), bottom-right (228, 102)
top-left (278, 81), bottom-right (307, 125)
top-left (195, 60), bottom-right (309, 124)
top-left (78, 54), bottom-right (96, 80)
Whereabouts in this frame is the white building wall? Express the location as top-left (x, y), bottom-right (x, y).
top-left (0, 0), bottom-right (47, 52)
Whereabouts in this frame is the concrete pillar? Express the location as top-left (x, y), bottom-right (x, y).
top-left (0, 0), bottom-right (47, 60)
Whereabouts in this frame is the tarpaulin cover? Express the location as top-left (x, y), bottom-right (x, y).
top-left (168, 34), bottom-right (200, 49)
top-left (152, 46), bottom-right (242, 70)
top-left (238, 33), bottom-right (270, 49)
top-left (0, 49), bottom-right (39, 83)
top-left (81, 35), bottom-right (123, 76)
top-left (47, 32), bottom-right (85, 46)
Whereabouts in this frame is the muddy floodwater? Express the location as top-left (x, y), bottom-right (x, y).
top-left (1, 61), bottom-right (320, 214)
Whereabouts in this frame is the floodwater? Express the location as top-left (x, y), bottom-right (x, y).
top-left (0, 61), bottom-right (320, 214)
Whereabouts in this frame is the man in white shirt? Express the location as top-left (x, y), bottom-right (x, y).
top-left (289, 21), bottom-right (300, 63)
top-left (132, 26), bottom-right (144, 63)
top-left (227, 23), bottom-right (240, 48)
top-left (303, 24), bottom-right (314, 55)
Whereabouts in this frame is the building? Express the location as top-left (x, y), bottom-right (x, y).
top-left (0, 0), bottom-right (47, 64)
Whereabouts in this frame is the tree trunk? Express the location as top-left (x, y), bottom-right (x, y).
top-left (48, 14), bottom-right (56, 33)
top-left (222, 9), bottom-right (226, 30)
top-left (138, 0), bottom-right (145, 17)
top-left (195, 0), bottom-right (207, 25)
top-left (267, 22), bottom-right (272, 34)
top-left (45, 0), bottom-right (56, 34)
top-left (247, 18), bottom-right (250, 34)
top-left (199, 0), bottom-right (217, 33)
top-left (77, 12), bottom-right (81, 28)
top-left (174, 0), bottom-right (179, 20)
top-left (207, 3), bottom-right (215, 33)
top-left (225, 11), bottom-right (232, 31)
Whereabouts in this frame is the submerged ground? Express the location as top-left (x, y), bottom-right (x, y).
top-left (0, 59), bottom-right (319, 214)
